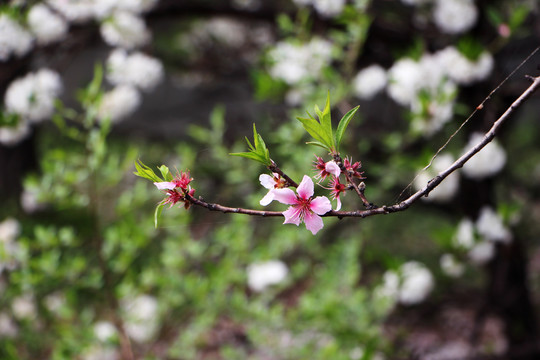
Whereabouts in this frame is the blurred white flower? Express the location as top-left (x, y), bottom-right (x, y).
top-left (28, 4), bottom-right (69, 45)
top-left (21, 183), bottom-right (46, 214)
top-left (46, 0), bottom-right (97, 24)
top-left (100, 11), bottom-right (150, 49)
top-left (122, 294), bottom-right (159, 342)
top-left (203, 18), bottom-right (247, 48)
top-left (398, 261), bottom-right (434, 305)
top-left (12, 294), bottom-right (36, 320)
top-left (352, 64), bottom-right (387, 100)
top-left (453, 218), bottom-right (475, 249)
top-left (386, 58), bottom-right (423, 106)
top-left (468, 240), bottom-right (495, 265)
top-left (0, 119), bottom-right (31, 147)
top-left (401, 0), bottom-right (432, 5)
top-left (94, 321), bottom-right (118, 342)
top-left (432, 0), bottom-right (478, 34)
top-left (0, 313), bottom-right (17, 337)
top-left (94, 0), bottom-right (159, 18)
top-left (97, 85), bottom-right (141, 122)
top-left (0, 14), bottom-right (34, 61)
top-left (379, 261), bottom-right (434, 306)
top-left (462, 132), bottom-right (506, 180)
top-left (0, 218), bottom-right (22, 273)
top-left (0, 218), bottom-right (20, 243)
top-left (312, 0), bottom-right (346, 18)
top-left (438, 46), bottom-right (494, 85)
top-left (82, 346), bottom-right (118, 360)
top-left (4, 68), bottom-right (63, 123)
top-left (425, 341), bottom-right (471, 360)
top-left (414, 153), bottom-right (459, 203)
top-left (247, 260), bottom-right (288, 292)
top-left (476, 206), bottom-right (512, 244)
top-left (44, 292), bottom-right (66, 314)
top-left (268, 38), bottom-right (333, 85)
top-left (106, 49), bottom-right (164, 91)
top-left (440, 253), bottom-right (465, 277)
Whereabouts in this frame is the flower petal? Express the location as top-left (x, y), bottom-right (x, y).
top-left (283, 206), bottom-right (302, 225)
top-left (272, 188), bottom-right (298, 205)
top-left (260, 190), bottom-right (275, 206)
top-left (325, 161), bottom-right (341, 178)
top-left (259, 174), bottom-right (276, 190)
top-left (335, 196), bottom-right (342, 211)
top-left (310, 196), bottom-right (332, 215)
top-left (154, 181), bottom-right (176, 190)
top-left (296, 175), bottom-right (314, 199)
top-left (303, 212), bottom-right (324, 235)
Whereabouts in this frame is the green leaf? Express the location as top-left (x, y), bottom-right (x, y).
top-left (298, 93), bottom-right (338, 152)
top-left (297, 115), bottom-right (333, 151)
top-left (134, 159), bottom-right (163, 183)
top-left (154, 203), bottom-right (164, 228)
top-left (335, 105), bottom-right (359, 151)
top-left (158, 165), bottom-right (173, 181)
top-left (230, 124), bottom-right (271, 166)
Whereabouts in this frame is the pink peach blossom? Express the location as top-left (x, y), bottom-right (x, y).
top-left (272, 175), bottom-right (332, 235)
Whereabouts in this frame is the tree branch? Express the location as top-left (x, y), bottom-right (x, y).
top-left (185, 76), bottom-right (540, 220)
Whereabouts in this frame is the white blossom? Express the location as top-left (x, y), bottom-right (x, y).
top-left (4, 69), bottom-right (63, 123)
top-left (432, 0), bottom-right (478, 35)
top-left (0, 218), bottom-right (22, 273)
top-left (268, 38), bottom-right (333, 85)
top-left (21, 183), bottom-right (46, 214)
top-left (82, 346), bottom-right (118, 360)
top-left (106, 49), bottom-right (164, 91)
top-left (94, 321), bottom-right (118, 342)
top-left (440, 253), bottom-right (465, 277)
top-left (352, 64), bottom-right (387, 100)
top-left (121, 294), bottom-right (159, 342)
top-left (453, 218), bottom-right (475, 249)
top-left (0, 119), bottom-right (31, 147)
top-left (203, 18), bottom-right (248, 48)
top-left (0, 313), bottom-right (17, 337)
top-left (438, 46), bottom-right (494, 85)
top-left (378, 261), bottom-right (434, 306)
top-left (312, 0), bottom-right (346, 18)
top-left (46, 0), bottom-right (97, 24)
top-left (401, 0), bottom-right (432, 5)
top-left (414, 153), bottom-right (459, 203)
top-left (247, 260), bottom-right (288, 292)
top-left (97, 85), bottom-right (141, 123)
top-left (462, 132), bottom-right (506, 179)
top-left (476, 206), bottom-right (512, 244)
top-left (94, 0), bottom-right (159, 18)
top-left (28, 4), bottom-right (69, 45)
top-left (386, 58), bottom-right (423, 106)
top-left (100, 11), bottom-right (150, 49)
top-left (468, 240), bottom-right (495, 265)
top-left (12, 294), bottom-right (36, 320)
top-left (0, 14), bottom-right (34, 61)
top-left (398, 261), bottom-right (434, 305)
top-left (44, 292), bottom-right (66, 314)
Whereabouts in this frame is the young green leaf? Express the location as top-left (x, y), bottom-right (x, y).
top-left (335, 105), bottom-right (359, 151)
top-left (230, 124), bottom-right (271, 166)
top-left (134, 159), bottom-right (163, 183)
top-left (297, 93), bottom-right (336, 152)
top-left (158, 165), bottom-right (173, 181)
top-left (154, 203), bottom-right (164, 228)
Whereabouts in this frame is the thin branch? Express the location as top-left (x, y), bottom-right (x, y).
top-left (268, 160), bottom-right (299, 188)
top-left (185, 76), bottom-right (540, 220)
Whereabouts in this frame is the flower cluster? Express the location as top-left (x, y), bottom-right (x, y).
top-left (153, 171), bottom-right (195, 209)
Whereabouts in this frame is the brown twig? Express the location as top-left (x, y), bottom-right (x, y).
top-left (183, 76), bottom-right (540, 220)
top-left (268, 160), bottom-right (299, 188)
